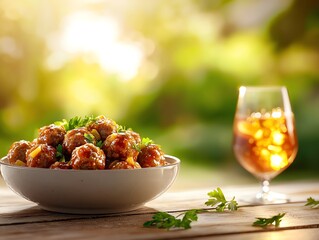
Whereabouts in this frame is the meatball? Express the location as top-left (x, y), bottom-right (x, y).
top-left (37, 124), bottom-right (66, 147)
top-left (137, 144), bottom-right (166, 168)
top-left (50, 161), bottom-right (71, 169)
top-left (7, 140), bottom-right (33, 164)
top-left (108, 160), bottom-right (141, 170)
top-left (102, 132), bottom-right (140, 162)
top-left (62, 127), bottom-right (94, 156)
top-left (87, 115), bottom-right (118, 141)
top-left (126, 130), bottom-right (141, 144)
top-left (26, 144), bottom-right (57, 168)
top-left (69, 143), bottom-right (105, 170)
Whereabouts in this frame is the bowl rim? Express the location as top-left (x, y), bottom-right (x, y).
top-left (0, 154), bottom-right (180, 172)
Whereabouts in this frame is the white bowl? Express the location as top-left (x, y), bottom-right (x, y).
top-left (0, 155), bottom-right (180, 214)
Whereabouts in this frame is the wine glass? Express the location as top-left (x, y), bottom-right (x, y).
top-left (233, 86), bottom-right (298, 203)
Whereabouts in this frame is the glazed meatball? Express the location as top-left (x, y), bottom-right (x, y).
top-left (37, 124), bottom-right (66, 147)
top-left (62, 127), bottom-right (95, 156)
top-left (126, 130), bottom-right (141, 144)
top-left (7, 140), bottom-right (33, 164)
top-left (50, 161), bottom-right (71, 169)
top-left (137, 144), bottom-right (166, 168)
top-left (108, 160), bottom-right (141, 170)
top-left (87, 115), bottom-right (118, 141)
top-left (102, 132), bottom-right (140, 162)
top-left (69, 143), bottom-right (105, 170)
top-left (26, 144), bottom-right (57, 168)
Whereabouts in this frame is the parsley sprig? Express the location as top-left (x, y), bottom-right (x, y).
top-left (305, 197), bottom-right (319, 208)
top-left (143, 188), bottom-right (238, 230)
top-left (134, 137), bottom-right (154, 152)
top-left (140, 137), bottom-right (153, 148)
top-left (55, 116), bottom-right (96, 131)
top-left (96, 140), bottom-right (103, 148)
top-left (56, 144), bottom-right (66, 162)
top-left (84, 133), bottom-right (95, 143)
top-left (84, 133), bottom-right (104, 148)
top-left (143, 189), bottom-right (319, 230)
top-left (253, 213), bottom-right (286, 227)
top-left (143, 209), bottom-right (201, 230)
top-left (117, 125), bottom-right (131, 133)
top-left (205, 187), bottom-right (238, 212)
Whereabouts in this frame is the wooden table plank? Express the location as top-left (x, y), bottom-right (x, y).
top-left (198, 229), bottom-right (319, 240)
top-left (0, 181), bottom-right (319, 239)
top-left (1, 181), bottom-right (318, 226)
top-left (1, 182), bottom-right (319, 221)
top-left (1, 202), bottom-right (319, 239)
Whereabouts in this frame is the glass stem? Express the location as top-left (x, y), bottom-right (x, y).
top-left (256, 180), bottom-right (289, 204)
top-left (256, 180), bottom-right (271, 202)
top-left (261, 180), bottom-right (270, 196)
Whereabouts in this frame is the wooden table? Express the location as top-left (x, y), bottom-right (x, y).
top-left (1, 180), bottom-right (319, 239)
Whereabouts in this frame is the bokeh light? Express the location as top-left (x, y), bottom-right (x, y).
top-left (0, 0), bottom-right (319, 183)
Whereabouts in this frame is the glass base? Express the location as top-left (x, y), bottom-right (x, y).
top-left (239, 180), bottom-right (290, 204)
top-left (239, 191), bottom-right (289, 205)
top-left (255, 191), bottom-right (289, 204)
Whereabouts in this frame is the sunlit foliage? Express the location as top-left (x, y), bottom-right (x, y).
top-left (0, 0), bottom-right (318, 172)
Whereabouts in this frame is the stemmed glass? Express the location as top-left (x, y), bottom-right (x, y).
top-left (233, 86), bottom-right (298, 203)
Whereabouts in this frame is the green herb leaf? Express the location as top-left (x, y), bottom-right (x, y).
top-left (141, 137), bottom-right (153, 147)
top-left (55, 116), bottom-right (96, 131)
top-left (253, 213), bottom-right (286, 227)
top-left (179, 209), bottom-right (201, 229)
top-left (143, 212), bottom-right (179, 229)
top-left (205, 187), bottom-right (238, 212)
top-left (84, 133), bottom-right (95, 143)
top-left (227, 197), bottom-right (239, 211)
top-left (143, 210), bottom-right (201, 230)
top-left (305, 197), bottom-right (319, 208)
top-left (134, 137), bottom-right (154, 152)
top-left (96, 140), bottom-right (103, 148)
top-left (56, 144), bottom-right (65, 162)
top-left (117, 125), bottom-right (129, 133)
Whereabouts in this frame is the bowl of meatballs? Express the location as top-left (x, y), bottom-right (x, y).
top-left (0, 115), bottom-right (180, 214)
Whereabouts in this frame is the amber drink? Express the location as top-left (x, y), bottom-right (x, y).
top-left (233, 108), bottom-right (298, 180)
top-left (233, 86), bottom-right (298, 203)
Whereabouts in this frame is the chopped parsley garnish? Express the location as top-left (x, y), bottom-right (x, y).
top-left (96, 140), bottom-right (103, 148)
top-left (84, 133), bottom-right (95, 143)
top-left (84, 133), bottom-right (104, 148)
top-left (134, 137), bottom-right (154, 152)
top-left (56, 144), bottom-right (66, 162)
top-left (55, 116), bottom-right (96, 131)
top-left (141, 137), bottom-right (153, 147)
top-left (117, 125), bottom-right (131, 133)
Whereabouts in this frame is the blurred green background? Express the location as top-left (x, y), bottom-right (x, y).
top-left (1, 0), bottom-right (319, 187)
